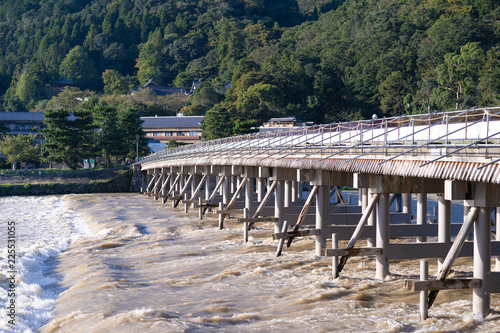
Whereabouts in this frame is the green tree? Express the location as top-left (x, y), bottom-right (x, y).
top-left (91, 103), bottom-right (128, 165)
top-left (435, 42), bottom-right (485, 109)
top-left (60, 45), bottom-right (100, 91)
top-left (174, 72), bottom-right (193, 89)
top-left (15, 70), bottom-right (37, 109)
top-left (0, 134), bottom-right (40, 169)
top-left (41, 108), bottom-right (94, 170)
top-left (117, 107), bottom-right (148, 161)
top-left (478, 46), bottom-right (500, 106)
top-left (136, 29), bottom-right (167, 85)
top-left (234, 82), bottom-right (283, 122)
top-left (202, 105), bottom-right (233, 140)
top-left (44, 87), bottom-right (96, 111)
top-left (102, 69), bottom-right (130, 95)
top-left (378, 71), bottom-right (410, 116)
top-left (167, 139), bottom-right (179, 149)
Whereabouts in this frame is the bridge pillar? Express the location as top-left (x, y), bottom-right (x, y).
top-left (360, 188), bottom-right (368, 210)
top-left (243, 167), bottom-right (256, 216)
top-left (258, 167), bottom-right (270, 202)
top-left (417, 193), bottom-right (427, 242)
top-left (275, 180), bottom-right (284, 233)
top-left (316, 185), bottom-right (329, 256)
top-left (284, 180), bottom-right (292, 207)
top-left (205, 174), bottom-right (212, 200)
top-left (438, 194), bottom-right (451, 270)
top-left (497, 208), bottom-right (500, 271)
top-left (223, 175), bottom-right (230, 206)
top-left (402, 193), bottom-right (411, 214)
top-left (271, 168), bottom-right (295, 233)
top-left (153, 168), bottom-right (160, 199)
top-left (376, 192), bottom-right (390, 280)
top-left (291, 180), bottom-right (299, 203)
top-left (257, 177), bottom-right (265, 202)
top-left (367, 189), bottom-right (376, 248)
top-left (474, 207), bottom-right (491, 316)
top-left (445, 180), bottom-right (500, 317)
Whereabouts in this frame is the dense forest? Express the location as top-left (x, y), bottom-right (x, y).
top-left (0, 0), bottom-right (499, 127)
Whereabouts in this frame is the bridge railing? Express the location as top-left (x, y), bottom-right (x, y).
top-left (140, 106), bottom-right (500, 165)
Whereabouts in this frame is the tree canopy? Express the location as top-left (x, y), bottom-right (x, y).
top-left (0, 0), bottom-right (498, 132)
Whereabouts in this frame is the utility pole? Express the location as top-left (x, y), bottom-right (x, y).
top-left (136, 134), bottom-right (139, 161)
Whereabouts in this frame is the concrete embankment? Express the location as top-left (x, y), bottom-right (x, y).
top-left (0, 168), bottom-right (132, 196)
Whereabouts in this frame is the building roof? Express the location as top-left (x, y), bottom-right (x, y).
top-left (267, 116), bottom-right (301, 123)
top-left (141, 116), bottom-right (205, 129)
top-left (0, 111), bottom-right (76, 122)
top-left (141, 79), bottom-right (187, 96)
top-left (56, 77), bottom-right (75, 86)
top-left (0, 112), bottom-right (46, 122)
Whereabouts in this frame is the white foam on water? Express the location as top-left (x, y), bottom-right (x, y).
top-left (0, 196), bottom-right (94, 332)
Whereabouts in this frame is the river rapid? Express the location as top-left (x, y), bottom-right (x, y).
top-left (1, 193), bottom-right (500, 332)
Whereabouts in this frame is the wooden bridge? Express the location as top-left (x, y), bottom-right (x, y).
top-left (134, 106), bottom-right (500, 320)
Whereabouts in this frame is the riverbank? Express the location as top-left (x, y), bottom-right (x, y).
top-left (0, 168), bottom-right (132, 196)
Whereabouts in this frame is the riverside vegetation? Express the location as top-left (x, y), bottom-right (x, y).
top-left (0, 168), bottom-right (132, 196)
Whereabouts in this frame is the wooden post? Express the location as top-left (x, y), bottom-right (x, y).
top-left (243, 208), bottom-right (249, 243)
top-left (218, 202), bottom-right (224, 230)
top-left (420, 260), bottom-right (429, 321)
top-left (428, 206), bottom-right (479, 308)
top-left (332, 233), bottom-right (339, 279)
top-left (198, 197), bottom-right (203, 220)
top-left (184, 193), bottom-right (189, 213)
top-left (276, 220), bottom-right (288, 257)
top-left (473, 207), bottom-right (491, 316)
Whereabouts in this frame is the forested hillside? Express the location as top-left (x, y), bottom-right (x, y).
top-left (0, 0), bottom-right (498, 125)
